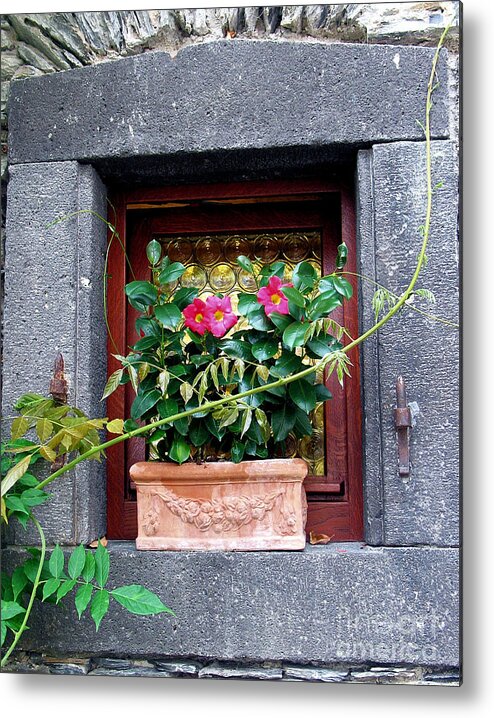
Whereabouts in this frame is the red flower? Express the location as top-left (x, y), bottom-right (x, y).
top-left (183, 298), bottom-right (208, 335)
top-left (204, 296), bottom-right (237, 338)
top-left (257, 276), bottom-right (292, 315)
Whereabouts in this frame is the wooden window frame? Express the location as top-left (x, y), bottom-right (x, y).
top-left (106, 177), bottom-right (363, 541)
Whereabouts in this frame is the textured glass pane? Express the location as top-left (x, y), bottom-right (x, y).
top-left (154, 231), bottom-right (325, 476)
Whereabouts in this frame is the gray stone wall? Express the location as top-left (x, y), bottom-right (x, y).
top-left (1, 3), bottom-right (460, 183)
top-left (1, 5), bottom-right (461, 680)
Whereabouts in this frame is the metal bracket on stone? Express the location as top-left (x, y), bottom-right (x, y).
top-left (49, 352), bottom-right (68, 404)
top-left (49, 353), bottom-right (68, 471)
top-left (394, 376), bottom-right (412, 477)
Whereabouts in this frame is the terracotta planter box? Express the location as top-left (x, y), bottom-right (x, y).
top-left (130, 458), bottom-right (308, 551)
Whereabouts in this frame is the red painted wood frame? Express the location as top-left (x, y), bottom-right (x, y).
top-left (106, 177), bottom-right (363, 541)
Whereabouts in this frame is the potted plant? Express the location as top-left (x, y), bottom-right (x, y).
top-left (104, 238), bottom-right (354, 550)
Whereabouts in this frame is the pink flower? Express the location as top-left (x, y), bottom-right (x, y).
top-left (183, 298), bottom-right (209, 335)
top-left (257, 276), bottom-right (292, 315)
top-left (204, 295), bottom-right (238, 338)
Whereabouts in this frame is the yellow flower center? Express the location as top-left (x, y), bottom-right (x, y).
top-left (195, 313), bottom-right (203, 323)
top-left (271, 293), bottom-right (281, 305)
top-left (214, 310), bottom-right (224, 321)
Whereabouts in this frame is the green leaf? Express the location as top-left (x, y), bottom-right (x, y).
top-left (168, 437), bottom-right (190, 464)
top-left (1, 620), bottom-right (6, 647)
top-left (255, 408), bottom-right (271, 444)
top-left (335, 242), bottom-right (348, 270)
top-left (157, 370), bottom-right (170, 397)
top-left (158, 397), bottom-right (179, 419)
top-left (130, 390), bottom-right (161, 421)
top-left (248, 308), bottom-right (272, 331)
top-left (43, 577), bottom-right (61, 601)
top-left (1, 600), bottom-right (25, 620)
top-left (36, 418), bottom-right (53, 443)
top-left (272, 404), bottom-right (297, 442)
top-left (244, 439), bottom-right (258, 456)
top-left (293, 407), bottom-right (313, 437)
top-left (231, 440), bottom-right (245, 463)
top-left (255, 444), bottom-right (269, 459)
top-left (110, 585), bottom-right (175, 616)
top-left (314, 384), bottom-right (333, 402)
top-left (14, 393), bottom-right (46, 411)
top-left (16, 474), bottom-right (39, 489)
top-left (23, 558), bottom-right (41, 583)
top-left (219, 408), bottom-right (239, 429)
top-left (20, 488), bottom-right (49, 508)
top-left (5, 495), bottom-right (30, 515)
top-left (94, 542), bottom-right (110, 588)
top-left (39, 445), bottom-right (57, 463)
top-left (171, 286), bottom-right (199, 310)
top-left (81, 551), bottom-right (96, 582)
top-left (127, 364), bottom-right (139, 394)
top-left (132, 335), bottom-right (160, 352)
top-left (1, 572), bottom-right (13, 601)
top-left (270, 352), bottom-right (303, 378)
top-left (101, 369), bottom-right (123, 400)
top-left (236, 255), bottom-right (254, 274)
top-left (282, 286), bottom-right (306, 308)
top-left (240, 408), bottom-right (253, 439)
top-left (125, 280), bottom-right (158, 311)
top-left (189, 354), bottom-right (213, 368)
top-left (289, 379), bottom-right (317, 413)
top-left (11, 416), bottom-right (30, 441)
top-left (282, 321), bottom-right (308, 349)
top-left (123, 419), bottom-right (139, 433)
top-left (159, 262), bottom-right (186, 284)
top-left (188, 421), bottom-right (209, 447)
top-left (159, 399), bottom-right (188, 434)
top-left (292, 261), bottom-right (317, 292)
top-left (209, 364), bottom-right (220, 391)
top-left (11, 566), bottom-right (28, 601)
top-left (1, 454), bottom-right (32, 497)
top-left (332, 276), bottom-right (353, 299)
top-left (106, 418), bottom-right (124, 434)
top-left (219, 339), bottom-right (253, 361)
top-left (146, 239), bottom-right (162, 266)
top-left (255, 364), bottom-right (270, 383)
top-left (308, 290), bottom-right (341, 319)
top-left (56, 579), bottom-right (76, 603)
top-left (90, 589), bottom-right (110, 631)
top-left (307, 337), bottom-right (340, 359)
top-left (155, 303), bottom-right (182, 330)
top-left (318, 276), bottom-right (335, 293)
top-left (204, 413), bottom-right (222, 441)
top-left (268, 312), bottom-right (293, 332)
top-left (251, 340), bottom-right (279, 362)
top-left (75, 583), bottom-right (93, 618)
top-left (68, 544), bottom-right (86, 580)
top-left (237, 293), bottom-right (259, 315)
top-left (48, 545), bottom-right (64, 579)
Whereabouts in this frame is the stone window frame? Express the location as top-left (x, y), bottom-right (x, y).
top-left (2, 40), bottom-right (459, 666)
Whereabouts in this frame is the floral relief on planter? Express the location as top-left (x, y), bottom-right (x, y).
top-left (130, 458), bottom-right (308, 551)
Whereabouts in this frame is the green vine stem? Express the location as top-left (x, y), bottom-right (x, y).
top-left (339, 271), bottom-right (459, 328)
top-left (36, 22), bottom-right (450, 494)
top-left (1, 517), bottom-right (46, 667)
top-left (47, 208), bottom-right (136, 353)
top-left (3, 26), bottom-right (451, 662)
